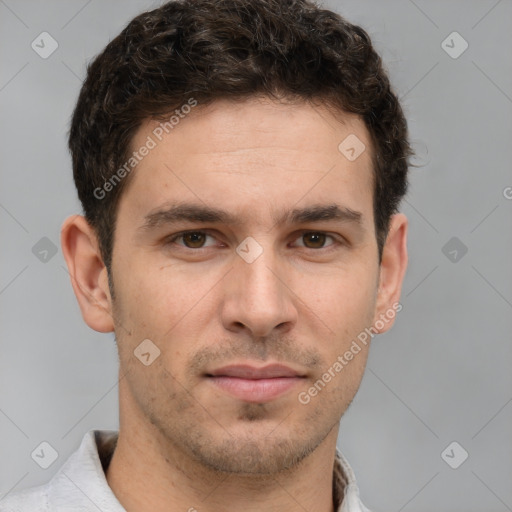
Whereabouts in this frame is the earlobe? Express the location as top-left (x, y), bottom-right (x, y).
top-left (61, 215), bottom-right (115, 333)
top-left (373, 213), bottom-right (408, 334)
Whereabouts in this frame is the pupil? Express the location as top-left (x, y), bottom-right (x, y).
top-left (306, 233), bottom-right (324, 248)
top-left (186, 232), bottom-right (204, 247)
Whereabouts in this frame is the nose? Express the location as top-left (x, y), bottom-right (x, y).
top-left (220, 243), bottom-right (298, 339)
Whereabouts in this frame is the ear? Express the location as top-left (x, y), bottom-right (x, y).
top-left (373, 213), bottom-right (408, 333)
top-left (61, 215), bottom-right (114, 333)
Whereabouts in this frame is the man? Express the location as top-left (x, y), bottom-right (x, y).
top-left (1, 0), bottom-right (411, 510)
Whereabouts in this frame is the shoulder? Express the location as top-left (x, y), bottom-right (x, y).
top-left (0, 430), bottom-right (119, 512)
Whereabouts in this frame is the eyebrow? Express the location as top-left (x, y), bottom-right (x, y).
top-left (139, 201), bottom-right (363, 232)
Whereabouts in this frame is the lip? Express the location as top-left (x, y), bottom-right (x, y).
top-left (208, 364), bottom-right (304, 379)
top-left (206, 364), bottom-right (306, 403)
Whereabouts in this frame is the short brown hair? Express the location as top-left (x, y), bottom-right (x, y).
top-left (69, 0), bottom-right (413, 272)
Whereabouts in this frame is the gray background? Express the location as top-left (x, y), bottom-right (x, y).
top-left (0, 1), bottom-right (511, 510)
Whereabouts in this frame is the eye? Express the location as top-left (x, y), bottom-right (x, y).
top-left (166, 231), bottom-right (218, 249)
top-left (293, 232), bottom-right (338, 249)
top-left (165, 230), bottom-right (341, 252)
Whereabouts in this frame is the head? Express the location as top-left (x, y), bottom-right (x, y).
top-left (62, 0), bottom-right (411, 475)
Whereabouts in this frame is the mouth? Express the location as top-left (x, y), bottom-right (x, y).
top-left (205, 364), bottom-right (307, 403)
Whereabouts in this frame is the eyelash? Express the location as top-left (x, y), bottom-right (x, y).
top-left (165, 230), bottom-right (343, 252)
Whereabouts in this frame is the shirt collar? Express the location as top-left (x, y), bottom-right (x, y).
top-left (41, 429), bottom-right (370, 511)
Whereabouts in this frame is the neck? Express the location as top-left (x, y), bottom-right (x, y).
top-left (106, 383), bottom-right (339, 512)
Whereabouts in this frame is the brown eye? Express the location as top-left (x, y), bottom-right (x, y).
top-left (181, 232), bottom-right (208, 248)
top-left (301, 232), bottom-right (329, 249)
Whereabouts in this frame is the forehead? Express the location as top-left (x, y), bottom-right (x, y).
top-left (117, 97), bottom-right (375, 228)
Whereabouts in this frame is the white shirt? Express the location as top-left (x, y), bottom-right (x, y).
top-left (0, 430), bottom-right (371, 512)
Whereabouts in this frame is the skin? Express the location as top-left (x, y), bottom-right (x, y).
top-left (61, 97), bottom-right (408, 512)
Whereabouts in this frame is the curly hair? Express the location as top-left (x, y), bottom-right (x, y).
top-left (69, 0), bottom-right (413, 272)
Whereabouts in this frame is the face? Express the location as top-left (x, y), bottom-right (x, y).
top-left (85, 97), bottom-right (404, 474)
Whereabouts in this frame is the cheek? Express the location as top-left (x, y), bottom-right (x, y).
top-left (297, 267), bottom-right (378, 336)
top-left (115, 258), bottom-right (192, 331)
top-left (113, 258), bottom-right (222, 368)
